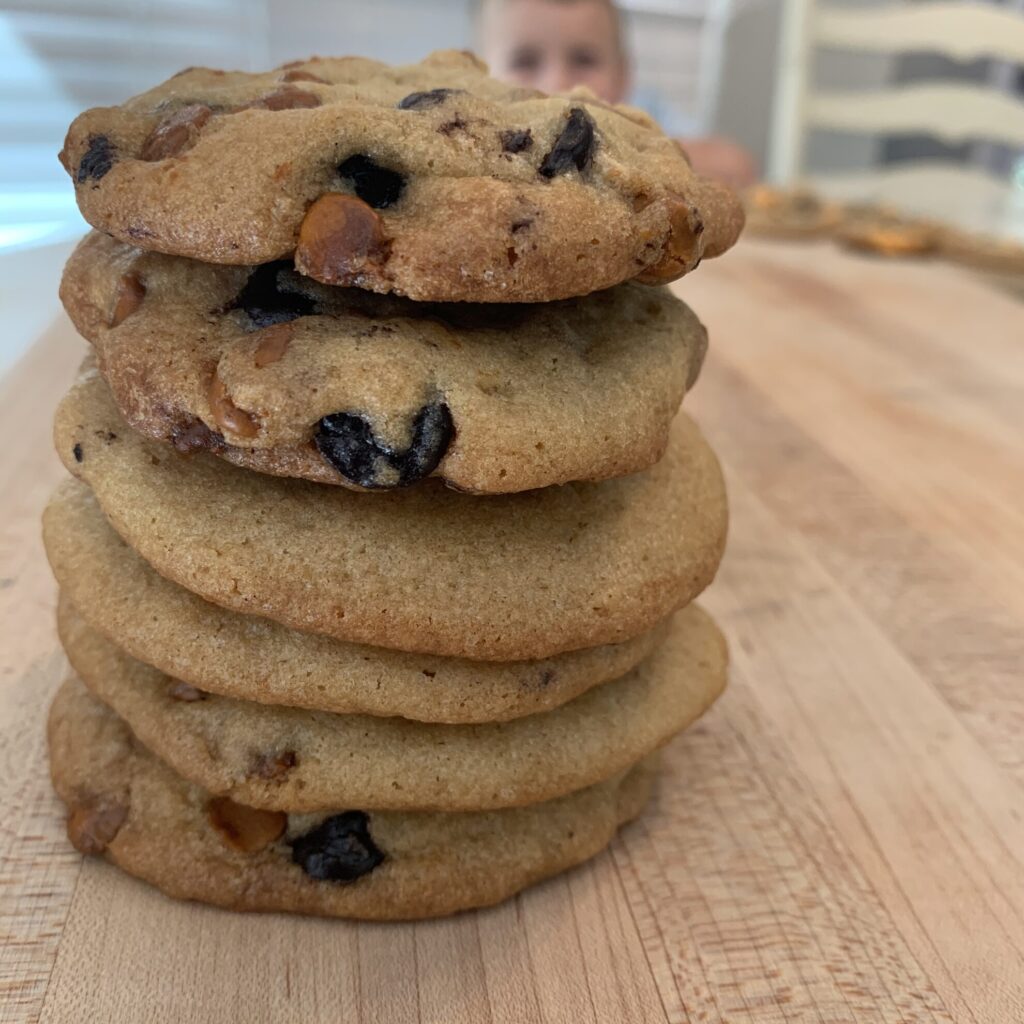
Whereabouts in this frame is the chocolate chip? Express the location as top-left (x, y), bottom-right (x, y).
top-left (76, 135), bottom-right (115, 183)
top-left (170, 417), bottom-right (224, 454)
top-left (338, 155), bottom-right (405, 209)
top-left (539, 108), bottom-right (596, 178)
top-left (290, 811), bottom-right (384, 883)
top-left (398, 88), bottom-right (460, 110)
top-left (249, 750), bottom-right (297, 781)
top-left (229, 261), bottom-right (316, 329)
top-left (315, 402), bottom-right (453, 489)
top-left (501, 128), bottom-right (533, 154)
top-left (438, 117), bottom-right (470, 136)
top-left (72, 443), bottom-right (83, 463)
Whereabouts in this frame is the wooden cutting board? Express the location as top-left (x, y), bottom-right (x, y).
top-left (2, 238), bottom-right (1022, 1023)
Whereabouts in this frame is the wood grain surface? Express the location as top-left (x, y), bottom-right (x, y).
top-left (1, 238), bottom-right (1022, 1023)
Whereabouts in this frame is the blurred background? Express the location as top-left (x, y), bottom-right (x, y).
top-left (2, 0), bottom-right (1023, 370)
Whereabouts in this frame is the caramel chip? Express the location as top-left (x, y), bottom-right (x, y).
top-left (139, 104), bottom-right (212, 162)
top-left (295, 193), bottom-right (390, 285)
top-left (208, 372), bottom-right (259, 439)
top-left (280, 69), bottom-right (328, 84)
top-left (110, 273), bottom-right (145, 327)
top-left (636, 197), bottom-right (705, 284)
top-left (249, 87), bottom-right (321, 111)
top-left (170, 417), bottom-right (224, 454)
top-left (67, 801), bottom-right (128, 855)
top-left (207, 797), bottom-right (286, 853)
top-left (253, 322), bottom-right (295, 368)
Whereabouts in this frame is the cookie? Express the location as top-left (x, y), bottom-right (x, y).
top-left (743, 184), bottom-right (841, 239)
top-left (44, 481), bottom-right (665, 723)
top-left (55, 365), bottom-right (728, 660)
top-left (49, 678), bottom-right (656, 919)
top-left (59, 50), bottom-right (743, 302)
top-left (61, 231), bottom-right (708, 493)
top-left (58, 594), bottom-right (723, 812)
top-left (938, 227), bottom-right (1024, 275)
top-left (835, 205), bottom-right (940, 258)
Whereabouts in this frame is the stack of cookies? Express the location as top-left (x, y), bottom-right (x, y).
top-left (44, 50), bottom-right (743, 919)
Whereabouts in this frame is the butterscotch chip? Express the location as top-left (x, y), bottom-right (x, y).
top-left (208, 796), bottom-right (287, 853)
top-left (207, 372), bottom-right (259, 439)
top-left (280, 69), bottom-right (328, 84)
top-left (636, 197), bottom-right (705, 283)
top-left (109, 274), bottom-right (145, 327)
top-left (67, 801), bottom-right (127, 854)
top-left (294, 194), bottom-right (390, 285)
top-left (138, 103), bottom-right (212, 161)
top-left (252, 322), bottom-right (294, 368)
top-left (248, 86), bottom-right (321, 111)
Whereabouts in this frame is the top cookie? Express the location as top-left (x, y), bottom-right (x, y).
top-left (59, 49), bottom-right (744, 302)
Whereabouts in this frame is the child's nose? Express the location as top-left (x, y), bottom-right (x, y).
top-left (538, 60), bottom-right (578, 95)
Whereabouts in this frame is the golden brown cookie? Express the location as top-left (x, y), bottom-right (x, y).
top-left (61, 230), bottom-right (708, 493)
top-left (49, 678), bottom-right (657, 920)
top-left (54, 365), bottom-right (728, 661)
top-left (59, 596), bottom-right (725, 812)
top-left (938, 226), bottom-right (1024, 275)
top-left (835, 205), bottom-right (940, 258)
top-left (742, 184), bottom-right (841, 239)
top-left (60, 50), bottom-right (743, 302)
top-left (44, 481), bottom-right (666, 723)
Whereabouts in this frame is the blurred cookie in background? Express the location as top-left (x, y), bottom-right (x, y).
top-left (743, 184), bottom-right (841, 239)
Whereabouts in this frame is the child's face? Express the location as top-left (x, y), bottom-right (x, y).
top-left (482, 0), bottom-right (627, 102)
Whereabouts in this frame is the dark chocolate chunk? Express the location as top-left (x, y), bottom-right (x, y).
top-left (315, 402), bottom-right (454, 489)
top-left (500, 128), bottom-right (533, 154)
top-left (438, 116), bottom-right (470, 136)
top-left (398, 88), bottom-right (461, 110)
top-left (72, 443), bottom-right (83, 463)
top-left (76, 135), bottom-right (116, 183)
top-left (229, 261), bottom-right (316, 329)
top-left (338, 155), bottom-right (406, 209)
top-left (250, 750), bottom-right (298, 781)
top-left (169, 418), bottom-right (224, 454)
top-left (290, 811), bottom-right (385, 883)
top-left (539, 108), bottom-right (596, 178)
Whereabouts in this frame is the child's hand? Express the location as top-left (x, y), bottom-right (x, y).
top-left (679, 136), bottom-right (758, 190)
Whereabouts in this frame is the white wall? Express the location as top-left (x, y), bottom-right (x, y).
top-left (267, 0), bottom-right (473, 66)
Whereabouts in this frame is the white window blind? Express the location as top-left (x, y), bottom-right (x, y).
top-left (0, 0), bottom-right (268, 251)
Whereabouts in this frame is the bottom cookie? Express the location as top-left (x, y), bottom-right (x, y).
top-left (48, 678), bottom-right (657, 920)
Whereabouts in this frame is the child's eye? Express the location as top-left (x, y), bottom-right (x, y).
top-left (509, 47), bottom-right (541, 72)
top-left (569, 48), bottom-right (600, 70)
